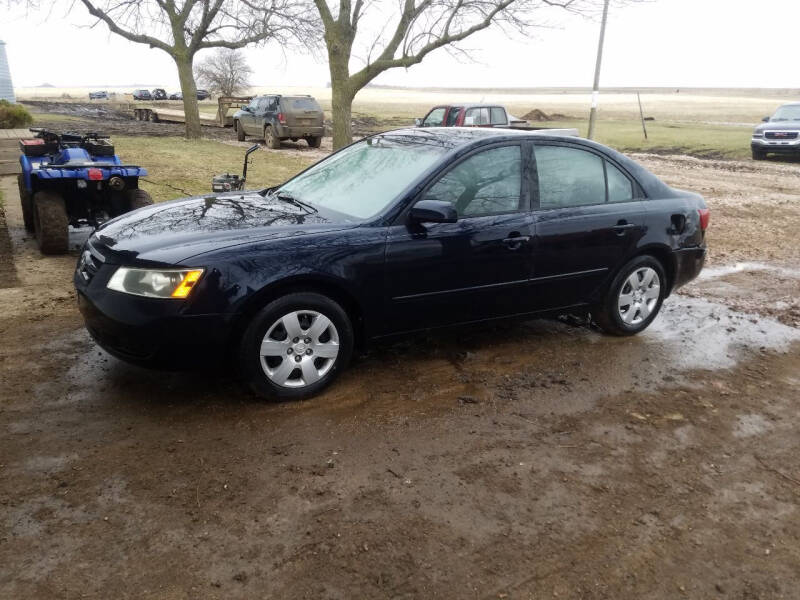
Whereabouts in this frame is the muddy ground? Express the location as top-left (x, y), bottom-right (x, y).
top-left (1, 148), bottom-right (799, 599)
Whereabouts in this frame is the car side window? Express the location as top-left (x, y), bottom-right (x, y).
top-left (606, 161), bottom-right (633, 203)
top-left (464, 107), bottom-right (489, 126)
top-left (267, 97), bottom-right (279, 112)
top-left (534, 145), bottom-right (606, 209)
top-left (424, 145), bottom-right (522, 217)
top-left (445, 107), bottom-right (462, 126)
top-left (489, 107), bottom-right (506, 125)
top-left (423, 108), bottom-right (446, 127)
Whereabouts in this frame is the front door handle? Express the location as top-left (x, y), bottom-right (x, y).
top-left (612, 220), bottom-right (637, 235)
top-left (502, 235), bottom-right (531, 250)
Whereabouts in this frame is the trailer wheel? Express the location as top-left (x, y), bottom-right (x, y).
top-left (17, 174), bottom-right (35, 233)
top-left (235, 120), bottom-right (245, 141)
top-left (33, 191), bottom-right (68, 255)
top-left (126, 189), bottom-right (153, 211)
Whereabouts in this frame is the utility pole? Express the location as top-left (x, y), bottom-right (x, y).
top-left (587, 0), bottom-right (610, 140)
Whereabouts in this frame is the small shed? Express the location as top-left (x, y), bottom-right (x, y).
top-left (0, 40), bottom-right (16, 103)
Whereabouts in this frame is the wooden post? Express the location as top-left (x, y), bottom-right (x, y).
top-left (637, 92), bottom-right (648, 140)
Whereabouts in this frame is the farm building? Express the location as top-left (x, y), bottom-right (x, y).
top-left (0, 40), bottom-right (15, 103)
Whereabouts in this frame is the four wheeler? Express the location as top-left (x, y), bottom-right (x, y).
top-left (18, 128), bottom-right (152, 254)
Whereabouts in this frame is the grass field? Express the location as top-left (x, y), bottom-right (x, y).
top-left (113, 137), bottom-right (315, 203)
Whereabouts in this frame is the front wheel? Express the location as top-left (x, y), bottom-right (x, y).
top-left (239, 292), bottom-right (354, 400)
top-left (752, 149), bottom-right (766, 161)
top-left (33, 190), bottom-right (68, 254)
top-left (592, 255), bottom-right (666, 336)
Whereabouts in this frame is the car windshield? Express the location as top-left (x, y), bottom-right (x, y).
top-left (275, 135), bottom-right (449, 219)
top-left (771, 105), bottom-right (800, 121)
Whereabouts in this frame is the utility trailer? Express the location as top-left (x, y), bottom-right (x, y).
top-left (132, 96), bottom-right (252, 128)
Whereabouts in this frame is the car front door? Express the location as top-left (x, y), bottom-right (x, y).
top-left (383, 143), bottom-right (534, 334)
top-left (421, 107), bottom-right (447, 127)
top-left (241, 97), bottom-right (260, 134)
top-left (530, 142), bottom-right (646, 310)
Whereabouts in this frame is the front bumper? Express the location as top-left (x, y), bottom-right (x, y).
top-left (751, 137), bottom-right (800, 154)
top-left (75, 269), bottom-right (232, 367)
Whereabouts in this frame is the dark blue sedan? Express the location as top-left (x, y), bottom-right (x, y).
top-left (74, 128), bottom-right (708, 400)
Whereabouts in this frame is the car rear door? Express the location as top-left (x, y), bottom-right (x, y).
top-left (383, 142), bottom-right (535, 334)
top-left (530, 142), bottom-right (646, 310)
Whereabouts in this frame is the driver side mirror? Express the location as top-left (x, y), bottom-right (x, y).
top-left (414, 118), bottom-right (423, 127)
top-left (243, 106), bottom-right (252, 112)
top-left (409, 199), bottom-right (457, 224)
top-left (762, 116), bottom-right (770, 122)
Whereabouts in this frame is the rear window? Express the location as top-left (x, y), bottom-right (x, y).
top-left (284, 97), bottom-right (320, 111)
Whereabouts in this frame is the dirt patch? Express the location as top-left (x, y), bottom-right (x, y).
top-left (0, 204), bottom-right (20, 288)
top-left (520, 108), bottom-right (574, 121)
top-left (1, 152), bottom-right (800, 598)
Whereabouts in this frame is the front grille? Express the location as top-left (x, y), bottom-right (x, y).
top-left (78, 243), bottom-right (105, 282)
top-left (764, 131), bottom-right (799, 140)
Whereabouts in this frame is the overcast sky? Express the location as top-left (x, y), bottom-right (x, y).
top-left (2, 0), bottom-right (798, 90)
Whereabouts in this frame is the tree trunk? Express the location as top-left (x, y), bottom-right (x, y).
top-left (331, 81), bottom-right (354, 150)
top-left (175, 53), bottom-right (201, 140)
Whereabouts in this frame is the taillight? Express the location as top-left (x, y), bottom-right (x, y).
top-left (698, 208), bottom-right (710, 231)
top-left (278, 112), bottom-right (286, 124)
top-left (88, 168), bottom-right (103, 181)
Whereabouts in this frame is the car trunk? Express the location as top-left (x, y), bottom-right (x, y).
top-left (280, 96), bottom-right (324, 128)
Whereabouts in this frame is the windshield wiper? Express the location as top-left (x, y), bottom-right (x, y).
top-left (271, 191), bottom-right (318, 214)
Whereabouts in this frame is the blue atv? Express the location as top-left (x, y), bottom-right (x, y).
top-left (18, 128), bottom-right (152, 254)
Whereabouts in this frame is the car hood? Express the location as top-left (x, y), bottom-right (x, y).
top-left (91, 191), bottom-right (359, 265)
top-left (754, 121), bottom-right (800, 133)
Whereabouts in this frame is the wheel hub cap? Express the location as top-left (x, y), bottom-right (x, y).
top-left (618, 267), bottom-right (661, 326)
top-left (259, 310), bottom-right (339, 388)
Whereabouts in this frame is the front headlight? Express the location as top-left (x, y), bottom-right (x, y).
top-left (107, 267), bottom-right (204, 299)
top-left (752, 132), bottom-right (764, 138)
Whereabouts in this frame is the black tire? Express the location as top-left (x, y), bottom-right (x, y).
top-left (126, 188), bottom-right (153, 211)
top-left (752, 149), bottom-right (766, 161)
top-left (592, 255), bottom-right (666, 336)
top-left (307, 136), bottom-right (322, 148)
top-left (265, 126), bottom-right (281, 149)
top-left (33, 191), bottom-right (68, 255)
top-left (235, 120), bottom-right (245, 141)
top-left (17, 174), bottom-right (35, 233)
top-left (239, 292), bottom-right (354, 401)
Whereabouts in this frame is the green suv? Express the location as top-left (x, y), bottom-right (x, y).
top-left (233, 94), bottom-right (325, 149)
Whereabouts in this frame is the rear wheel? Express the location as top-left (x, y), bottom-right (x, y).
top-left (265, 126), bottom-right (281, 149)
top-left (752, 149), bottom-right (766, 160)
top-left (235, 120), bottom-right (245, 141)
top-left (33, 190), bottom-right (68, 255)
top-left (307, 136), bottom-right (322, 148)
top-left (592, 255), bottom-right (666, 336)
top-left (17, 174), bottom-right (34, 233)
top-left (239, 292), bottom-right (354, 400)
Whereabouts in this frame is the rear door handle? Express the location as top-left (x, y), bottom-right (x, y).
top-left (612, 220), bottom-right (637, 235)
top-left (502, 235), bottom-right (531, 250)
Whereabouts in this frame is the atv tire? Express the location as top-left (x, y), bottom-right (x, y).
top-left (17, 174), bottom-right (35, 233)
top-left (235, 121), bottom-right (245, 141)
top-left (33, 191), bottom-right (68, 255)
top-left (265, 126), bottom-right (281, 149)
top-left (127, 189), bottom-right (154, 211)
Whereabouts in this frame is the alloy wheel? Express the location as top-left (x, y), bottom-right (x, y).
top-left (259, 310), bottom-right (340, 388)
top-left (617, 267), bottom-right (660, 325)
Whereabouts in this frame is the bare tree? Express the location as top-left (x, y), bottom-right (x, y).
top-left (195, 48), bottom-right (253, 96)
top-left (316, 0), bottom-right (609, 149)
top-left (79, 0), bottom-right (316, 138)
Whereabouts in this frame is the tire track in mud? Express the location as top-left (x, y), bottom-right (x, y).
top-left (0, 202), bottom-right (20, 289)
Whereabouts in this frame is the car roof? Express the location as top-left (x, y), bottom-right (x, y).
top-left (371, 127), bottom-right (674, 199)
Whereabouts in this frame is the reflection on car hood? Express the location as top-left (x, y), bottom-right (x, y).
top-left (92, 191), bottom-right (357, 264)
